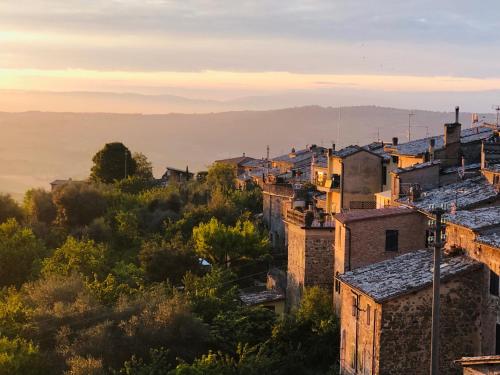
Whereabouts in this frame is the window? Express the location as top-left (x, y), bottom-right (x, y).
top-left (366, 304), bottom-right (371, 326)
top-left (335, 271), bottom-right (341, 293)
top-left (391, 155), bottom-right (399, 164)
top-left (490, 270), bottom-right (499, 296)
top-left (382, 166), bottom-right (387, 186)
top-left (351, 295), bottom-right (357, 317)
top-left (385, 230), bottom-right (399, 252)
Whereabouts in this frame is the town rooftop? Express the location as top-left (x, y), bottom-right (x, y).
top-left (444, 206), bottom-right (500, 231)
top-left (398, 176), bottom-right (498, 212)
top-left (338, 249), bottom-right (481, 303)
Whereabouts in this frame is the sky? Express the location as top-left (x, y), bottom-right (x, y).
top-left (1, 0), bottom-right (500, 110)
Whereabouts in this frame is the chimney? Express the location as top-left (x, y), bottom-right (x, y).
top-left (243, 152), bottom-right (246, 157)
top-left (332, 143), bottom-right (336, 151)
top-left (455, 106), bottom-right (460, 123)
top-left (392, 137), bottom-right (399, 146)
top-left (428, 138), bottom-right (435, 161)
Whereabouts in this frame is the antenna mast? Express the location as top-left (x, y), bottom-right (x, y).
top-left (492, 105), bottom-right (500, 126)
top-left (408, 111), bottom-right (415, 141)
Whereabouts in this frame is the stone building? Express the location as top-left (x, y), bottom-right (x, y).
top-left (285, 213), bottom-right (334, 308)
top-left (160, 166), bottom-right (194, 185)
top-left (333, 207), bottom-right (428, 314)
top-left (337, 249), bottom-right (493, 375)
top-left (214, 154), bottom-right (257, 175)
top-left (262, 183), bottom-right (295, 250)
top-left (384, 107), bottom-right (493, 170)
top-left (455, 355), bottom-right (500, 374)
top-left (313, 145), bottom-right (383, 214)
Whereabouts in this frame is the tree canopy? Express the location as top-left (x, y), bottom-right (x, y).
top-left (91, 142), bottom-right (137, 183)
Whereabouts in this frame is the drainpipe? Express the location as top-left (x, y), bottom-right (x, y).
top-left (340, 159), bottom-right (345, 211)
top-left (372, 308), bottom-right (377, 375)
top-left (346, 225), bottom-right (352, 271)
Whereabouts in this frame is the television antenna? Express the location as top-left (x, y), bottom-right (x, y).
top-left (492, 105), bottom-right (500, 126)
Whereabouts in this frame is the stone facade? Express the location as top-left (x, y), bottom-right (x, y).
top-left (262, 183), bottom-right (294, 250)
top-left (333, 209), bottom-right (428, 313)
top-left (456, 356), bottom-right (500, 374)
top-left (339, 266), bottom-right (493, 375)
top-left (286, 222), bottom-right (334, 308)
top-left (390, 161), bottom-right (440, 202)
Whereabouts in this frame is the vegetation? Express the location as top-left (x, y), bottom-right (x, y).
top-left (0, 142), bottom-right (339, 374)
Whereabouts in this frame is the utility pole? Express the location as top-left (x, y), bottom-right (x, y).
top-left (430, 207), bottom-right (444, 375)
top-left (493, 105), bottom-right (500, 127)
top-left (408, 112), bottom-right (415, 141)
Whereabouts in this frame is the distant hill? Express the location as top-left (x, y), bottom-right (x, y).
top-left (0, 106), bottom-right (494, 198)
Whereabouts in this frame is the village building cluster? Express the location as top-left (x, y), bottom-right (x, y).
top-left (224, 107), bottom-right (500, 375)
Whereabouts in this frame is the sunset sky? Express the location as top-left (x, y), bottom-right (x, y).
top-left (1, 1), bottom-right (500, 109)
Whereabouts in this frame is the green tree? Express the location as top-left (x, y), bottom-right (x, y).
top-left (0, 219), bottom-right (45, 287)
top-left (41, 237), bottom-right (109, 279)
top-left (91, 142), bottom-right (137, 183)
top-left (23, 189), bottom-right (56, 224)
top-left (192, 218), bottom-right (268, 266)
top-left (133, 152), bottom-right (154, 180)
top-left (0, 194), bottom-right (23, 224)
top-left (206, 164), bottom-right (236, 193)
top-left (0, 336), bottom-right (47, 375)
top-left (139, 238), bottom-right (200, 285)
top-left (52, 183), bottom-right (107, 227)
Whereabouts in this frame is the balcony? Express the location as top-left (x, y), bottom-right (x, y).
top-left (285, 209), bottom-right (335, 228)
top-left (314, 176), bottom-right (340, 193)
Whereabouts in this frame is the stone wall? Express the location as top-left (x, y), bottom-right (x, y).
top-left (391, 163), bottom-right (440, 201)
top-left (334, 211), bottom-right (428, 312)
top-left (262, 186), bottom-right (293, 250)
top-left (339, 286), bottom-right (382, 375)
top-left (379, 268), bottom-right (494, 375)
top-left (286, 222), bottom-right (334, 309)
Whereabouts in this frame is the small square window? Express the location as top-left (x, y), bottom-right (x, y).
top-left (385, 230), bottom-right (399, 252)
top-left (490, 270), bottom-right (499, 296)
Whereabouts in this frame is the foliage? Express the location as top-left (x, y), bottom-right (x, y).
top-left (139, 238), bottom-right (200, 285)
top-left (24, 189), bottom-right (57, 224)
top-left (52, 183), bottom-right (107, 227)
top-left (183, 268), bottom-right (238, 323)
top-left (90, 142), bottom-right (137, 183)
top-left (115, 176), bottom-right (157, 195)
top-left (192, 218), bottom-right (269, 266)
top-left (0, 336), bottom-right (47, 375)
top-left (41, 237), bottom-right (109, 280)
top-left (0, 194), bottom-right (24, 224)
top-left (0, 219), bottom-right (45, 287)
top-left (206, 164), bottom-right (236, 193)
top-left (132, 152), bottom-right (154, 180)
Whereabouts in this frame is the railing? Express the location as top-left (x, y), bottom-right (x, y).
top-left (285, 209), bottom-right (335, 228)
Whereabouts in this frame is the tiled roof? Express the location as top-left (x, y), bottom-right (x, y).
top-left (333, 145), bottom-right (361, 158)
top-left (335, 207), bottom-right (414, 224)
top-left (444, 206), bottom-right (500, 231)
top-left (476, 233), bottom-right (500, 249)
top-left (215, 156), bottom-right (256, 165)
top-left (392, 160), bottom-right (441, 175)
top-left (239, 289), bottom-right (285, 306)
top-left (338, 249), bottom-right (481, 302)
top-left (392, 126), bottom-right (492, 156)
top-left (398, 176), bottom-right (498, 213)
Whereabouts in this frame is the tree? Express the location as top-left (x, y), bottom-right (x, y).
top-left (192, 218), bottom-right (268, 266)
top-left (139, 238), bottom-right (200, 285)
top-left (0, 336), bottom-right (47, 375)
top-left (91, 142), bottom-right (137, 183)
top-left (133, 152), bottom-right (154, 180)
top-left (23, 189), bottom-right (56, 224)
top-left (52, 183), bottom-right (107, 227)
top-left (206, 164), bottom-right (236, 193)
top-left (41, 237), bottom-right (109, 279)
top-left (0, 194), bottom-right (24, 224)
top-left (0, 219), bottom-right (45, 287)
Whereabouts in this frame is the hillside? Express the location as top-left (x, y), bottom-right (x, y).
top-left (0, 106), bottom-right (492, 198)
